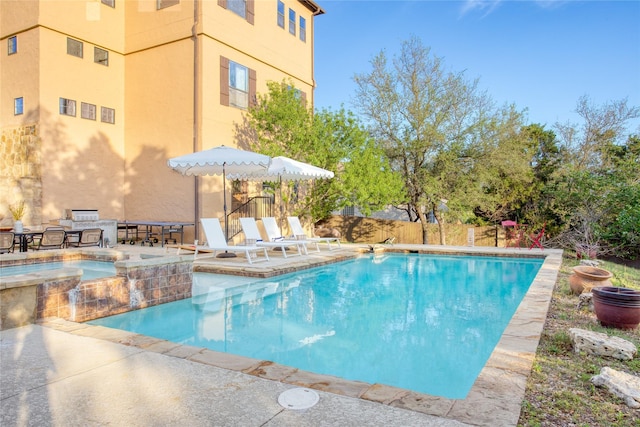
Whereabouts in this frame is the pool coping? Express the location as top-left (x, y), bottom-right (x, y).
top-left (37, 244), bottom-right (562, 426)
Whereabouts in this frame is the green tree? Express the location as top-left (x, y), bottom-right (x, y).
top-left (237, 80), bottom-right (404, 223)
top-left (548, 97), bottom-right (640, 257)
top-left (353, 36), bottom-right (521, 244)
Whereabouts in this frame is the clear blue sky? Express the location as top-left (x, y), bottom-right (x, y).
top-left (313, 0), bottom-right (640, 133)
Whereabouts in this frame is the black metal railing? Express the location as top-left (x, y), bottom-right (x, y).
top-left (226, 196), bottom-right (274, 241)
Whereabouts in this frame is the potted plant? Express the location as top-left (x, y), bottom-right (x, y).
top-left (592, 286), bottom-right (640, 330)
top-left (569, 265), bottom-right (613, 294)
top-left (9, 201), bottom-right (26, 233)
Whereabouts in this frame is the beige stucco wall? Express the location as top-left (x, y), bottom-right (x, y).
top-left (38, 29), bottom-right (126, 222)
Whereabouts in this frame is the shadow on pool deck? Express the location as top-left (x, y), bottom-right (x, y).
top-left (1, 243), bottom-right (562, 426)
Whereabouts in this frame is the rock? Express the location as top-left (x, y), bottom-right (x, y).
top-left (576, 292), bottom-right (593, 311)
top-left (591, 367), bottom-right (640, 409)
top-left (580, 259), bottom-right (601, 267)
top-left (568, 328), bottom-right (637, 360)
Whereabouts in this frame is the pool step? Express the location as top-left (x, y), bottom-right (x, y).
top-left (191, 277), bottom-right (282, 312)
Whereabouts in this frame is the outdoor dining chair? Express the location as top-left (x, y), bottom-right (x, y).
top-left (0, 232), bottom-right (15, 253)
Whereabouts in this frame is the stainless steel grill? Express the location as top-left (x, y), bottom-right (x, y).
top-left (65, 209), bottom-right (100, 221)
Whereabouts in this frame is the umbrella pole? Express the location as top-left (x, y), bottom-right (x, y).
top-left (218, 162), bottom-right (237, 258)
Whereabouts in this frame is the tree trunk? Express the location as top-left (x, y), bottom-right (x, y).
top-left (415, 207), bottom-right (430, 244)
top-left (433, 208), bottom-right (447, 245)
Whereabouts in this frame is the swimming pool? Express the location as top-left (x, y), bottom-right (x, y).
top-left (0, 260), bottom-right (116, 280)
top-left (89, 253), bottom-right (543, 398)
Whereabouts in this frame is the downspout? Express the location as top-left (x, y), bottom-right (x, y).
top-left (192, 0), bottom-right (200, 240)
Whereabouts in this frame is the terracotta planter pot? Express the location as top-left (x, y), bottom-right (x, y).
top-left (592, 286), bottom-right (640, 330)
top-left (568, 265), bottom-right (613, 295)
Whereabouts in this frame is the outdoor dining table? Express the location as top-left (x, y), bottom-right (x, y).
top-left (12, 229), bottom-right (43, 252)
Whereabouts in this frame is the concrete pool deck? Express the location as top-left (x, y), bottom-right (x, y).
top-left (1, 243), bottom-right (562, 426)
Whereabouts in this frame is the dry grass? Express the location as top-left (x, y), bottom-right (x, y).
top-left (518, 255), bottom-right (640, 427)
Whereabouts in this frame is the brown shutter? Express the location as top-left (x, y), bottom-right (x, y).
top-left (218, 0), bottom-right (226, 9)
top-left (246, 0), bottom-right (255, 25)
top-left (220, 56), bottom-right (229, 106)
top-left (301, 91), bottom-right (307, 107)
top-left (249, 68), bottom-right (257, 107)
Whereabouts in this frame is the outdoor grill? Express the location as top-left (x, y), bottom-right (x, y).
top-left (57, 209), bottom-right (117, 247)
top-left (65, 209), bottom-right (100, 221)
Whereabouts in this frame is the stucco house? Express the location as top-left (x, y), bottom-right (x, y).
top-left (1, 0), bottom-right (323, 242)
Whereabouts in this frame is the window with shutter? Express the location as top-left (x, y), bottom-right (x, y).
top-left (219, 0), bottom-right (253, 24)
top-left (221, 56), bottom-right (255, 110)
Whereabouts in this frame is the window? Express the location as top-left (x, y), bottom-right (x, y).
top-left (94, 47), bottom-right (109, 66)
top-left (8, 36), bottom-right (17, 55)
top-left (101, 0), bottom-right (115, 7)
top-left (220, 56), bottom-right (256, 109)
top-left (157, 0), bottom-right (179, 9)
top-left (289, 9), bottom-right (296, 35)
top-left (67, 38), bottom-right (83, 58)
top-left (218, 0), bottom-right (254, 24)
top-left (229, 61), bottom-right (249, 109)
top-left (277, 1), bottom-right (285, 28)
top-left (101, 106), bottom-right (115, 124)
top-left (228, 0), bottom-right (246, 19)
top-left (14, 97), bottom-right (24, 115)
top-left (81, 102), bottom-right (96, 120)
top-left (59, 98), bottom-right (76, 116)
top-left (299, 16), bottom-right (306, 42)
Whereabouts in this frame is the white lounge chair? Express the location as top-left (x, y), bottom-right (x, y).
top-left (262, 217), bottom-right (318, 253)
top-left (178, 218), bottom-right (269, 264)
top-left (287, 216), bottom-right (341, 250)
top-left (239, 217), bottom-right (304, 258)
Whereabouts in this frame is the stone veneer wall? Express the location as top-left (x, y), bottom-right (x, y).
top-left (0, 124), bottom-right (42, 227)
top-left (1, 251), bottom-right (193, 328)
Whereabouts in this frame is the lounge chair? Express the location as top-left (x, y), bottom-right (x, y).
top-left (67, 228), bottom-right (103, 247)
top-left (262, 217), bottom-right (318, 253)
top-left (194, 218), bottom-right (269, 264)
top-left (239, 217), bottom-right (304, 258)
top-left (30, 228), bottom-right (66, 250)
top-left (287, 216), bottom-right (341, 250)
top-left (0, 232), bottom-right (15, 254)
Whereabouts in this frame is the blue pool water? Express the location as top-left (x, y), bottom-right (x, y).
top-left (0, 261), bottom-right (116, 280)
top-left (89, 254), bottom-right (543, 398)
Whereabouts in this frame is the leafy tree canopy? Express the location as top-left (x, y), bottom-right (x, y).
top-left (237, 80), bottom-right (404, 222)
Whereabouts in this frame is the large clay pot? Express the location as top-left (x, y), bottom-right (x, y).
top-left (592, 286), bottom-right (640, 330)
top-left (568, 265), bottom-right (613, 295)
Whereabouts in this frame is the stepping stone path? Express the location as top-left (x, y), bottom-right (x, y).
top-left (591, 367), bottom-right (640, 409)
top-left (569, 328), bottom-right (637, 360)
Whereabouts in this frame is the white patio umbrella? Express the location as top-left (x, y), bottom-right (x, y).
top-left (233, 156), bottom-right (335, 181)
top-left (167, 145), bottom-right (271, 242)
top-left (228, 155), bottom-right (334, 229)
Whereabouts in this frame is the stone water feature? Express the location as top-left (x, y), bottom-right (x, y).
top-left (0, 249), bottom-right (194, 329)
